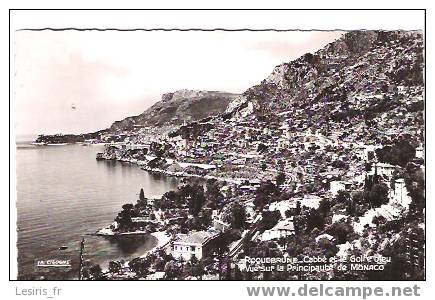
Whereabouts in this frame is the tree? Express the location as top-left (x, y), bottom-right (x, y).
top-left (376, 140), bottom-right (416, 167)
top-left (108, 261), bottom-right (122, 274)
top-left (257, 143), bottom-right (268, 153)
top-left (295, 201), bottom-right (301, 215)
top-left (372, 215), bottom-right (387, 226)
top-left (233, 265), bottom-right (243, 280)
top-left (365, 183), bottom-right (389, 207)
top-left (285, 209), bottom-right (293, 218)
top-left (225, 261), bottom-right (232, 280)
top-left (306, 209), bottom-right (325, 232)
top-left (405, 168), bottom-right (425, 213)
top-left (139, 188), bottom-right (145, 201)
top-left (277, 236), bottom-right (288, 248)
top-left (128, 257), bottom-right (150, 277)
top-left (327, 221), bottom-right (354, 244)
top-left (211, 233), bottom-right (231, 280)
top-left (187, 185), bottom-right (206, 216)
top-left (254, 181), bottom-right (280, 209)
top-left (122, 203), bottom-right (134, 211)
top-left (332, 159), bottom-right (348, 169)
top-left (116, 204), bottom-right (135, 231)
top-left (335, 190), bottom-right (351, 204)
top-left (317, 236), bottom-right (339, 258)
top-left (138, 188), bottom-right (147, 207)
top-left (190, 254), bottom-right (198, 266)
top-left (206, 180), bottom-right (223, 199)
top-left (318, 199), bottom-right (331, 217)
top-left (276, 172), bottom-right (286, 185)
top-left (225, 202), bottom-right (247, 230)
top-left (164, 261), bottom-right (182, 280)
top-left (190, 259), bottom-right (205, 280)
top-left (88, 264), bottom-right (106, 280)
top-left (261, 162), bottom-right (267, 171)
top-left (293, 215), bottom-right (306, 235)
top-left (259, 211), bottom-right (281, 232)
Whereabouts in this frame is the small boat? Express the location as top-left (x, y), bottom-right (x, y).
top-left (58, 246), bottom-right (68, 250)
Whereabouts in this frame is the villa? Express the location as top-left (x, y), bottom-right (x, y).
top-left (172, 231), bottom-right (219, 260)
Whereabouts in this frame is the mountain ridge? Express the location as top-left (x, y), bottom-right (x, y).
top-left (109, 89), bottom-right (240, 131)
top-left (224, 30), bottom-right (424, 122)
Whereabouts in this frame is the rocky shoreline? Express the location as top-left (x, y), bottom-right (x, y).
top-left (96, 153), bottom-right (246, 185)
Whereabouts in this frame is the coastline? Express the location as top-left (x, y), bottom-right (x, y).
top-left (140, 161), bottom-right (244, 184)
top-left (140, 231), bottom-right (171, 258)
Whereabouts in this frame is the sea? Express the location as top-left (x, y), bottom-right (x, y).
top-left (15, 135), bottom-right (179, 280)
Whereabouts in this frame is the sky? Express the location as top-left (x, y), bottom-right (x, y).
top-left (14, 30), bottom-right (344, 135)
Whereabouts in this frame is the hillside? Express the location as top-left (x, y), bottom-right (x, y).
top-left (160, 29), bottom-right (424, 199)
top-left (34, 89), bottom-right (239, 144)
top-left (226, 30), bottom-right (424, 123)
top-left (90, 30), bottom-right (426, 281)
top-left (109, 90), bottom-right (239, 131)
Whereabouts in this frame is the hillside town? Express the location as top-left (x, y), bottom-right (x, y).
top-left (70, 30), bottom-right (425, 280)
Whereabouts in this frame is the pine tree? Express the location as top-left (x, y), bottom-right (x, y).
top-left (139, 188), bottom-right (145, 201)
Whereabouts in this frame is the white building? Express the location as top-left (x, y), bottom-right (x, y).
top-left (315, 233), bottom-right (335, 243)
top-left (125, 143), bottom-right (150, 151)
top-left (368, 162), bottom-right (396, 178)
top-left (268, 200), bottom-right (296, 218)
top-left (391, 178), bottom-right (412, 207)
top-left (172, 231), bottom-right (218, 260)
top-left (295, 194), bottom-right (323, 209)
top-left (332, 214), bottom-right (348, 224)
top-left (244, 202), bottom-right (257, 222)
top-left (260, 219), bottom-right (295, 241)
top-left (378, 163), bottom-right (396, 177)
top-left (212, 219), bottom-right (230, 232)
top-left (330, 181), bottom-right (352, 197)
top-left (415, 146), bottom-right (424, 159)
top-left (354, 143), bottom-right (382, 162)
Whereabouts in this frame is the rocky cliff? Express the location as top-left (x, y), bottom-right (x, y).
top-left (225, 30), bottom-right (424, 122)
top-left (109, 90), bottom-right (239, 131)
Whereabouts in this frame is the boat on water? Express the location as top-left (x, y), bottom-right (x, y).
top-left (58, 246), bottom-right (68, 250)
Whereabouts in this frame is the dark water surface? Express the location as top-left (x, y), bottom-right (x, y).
top-left (16, 138), bottom-right (179, 279)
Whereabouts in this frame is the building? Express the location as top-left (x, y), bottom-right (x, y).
top-left (146, 271), bottom-right (166, 280)
top-left (172, 231), bottom-right (218, 260)
top-left (125, 143), bottom-right (150, 151)
top-left (212, 219), bottom-right (230, 232)
top-left (330, 181), bottom-right (352, 197)
top-left (260, 219), bottom-right (295, 241)
top-left (268, 200), bottom-right (296, 218)
top-left (297, 194), bottom-right (322, 209)
top-left (373, 162), bottom-right (396, 177)
top-left (415, 146), bottom-right (424, 159)
top-left (315, 233), bottom-right (335, 243)
top-left (391, 178), bottom-right (412, 207)
top-left (356, 144), bottom-right (378, 162)
top-left (147, 195), bottom-right (163, 207)
top-left (244, 202), bottom-right (257, 223)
